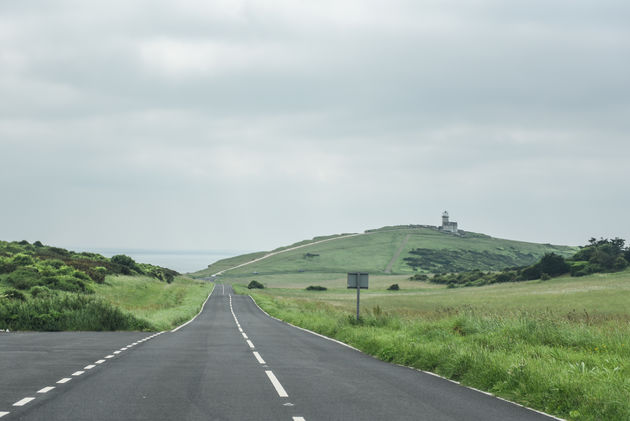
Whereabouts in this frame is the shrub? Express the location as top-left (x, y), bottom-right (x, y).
top-left (30, 286), bottom-right (54, 298)
top-left (540, 273), bottom-right (551, 281)
top-left (247, 280), bottom-right (265, 289)
top-left (539, 253), bottom-right (570, 276)
top-left (387, 284), bottom-right (400, 291)
top-left (11, 253), bottom-right (35, 267)
top-left (0, 257), bottom-right (16, 274)
top-left (613, 256), bottom-right (628, 271)
top-left (306, 285), bottom-right (327, 291)
top-left (2, 289), bottom-right (26, 301)
top-left (520, 265), bottom-right (542, 280)
top-left (111, 254), bottom-right (136, 268)
top-left (6, 266), bottom-right (40, 289)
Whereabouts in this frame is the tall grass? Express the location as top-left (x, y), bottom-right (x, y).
top-left (245, 290), bottom-right (630, 421)
top-left (0, 293), bottom-right (153, 331)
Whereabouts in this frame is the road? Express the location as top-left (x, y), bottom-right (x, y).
top-left (0, 284), bottom-right (560, 420)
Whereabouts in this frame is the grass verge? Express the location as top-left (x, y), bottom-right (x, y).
top-left (94, 275), bottom-right (214, 331)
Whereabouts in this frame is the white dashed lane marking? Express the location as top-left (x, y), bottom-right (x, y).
top-left (265, 371), bottom-right (289, 398)
top-left (253, 352), bottom-right (266, 364)
top-left (13, 397), bottom-right (35, 407)
top-left (230, 293), bottom-right (304, 420)
top-left (0, 332), bottom-right (165, 420)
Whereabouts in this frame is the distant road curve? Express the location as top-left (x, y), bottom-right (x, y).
top-left (212, 232), bottom-right (365, 276)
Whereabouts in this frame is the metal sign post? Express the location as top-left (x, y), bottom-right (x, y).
top-left (347, 273), bottom-right (368, 321)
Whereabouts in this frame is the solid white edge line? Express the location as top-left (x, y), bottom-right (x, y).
top-left (56, 378), bottom-right (71, 384)
top-left (0, 411), bottom-right (9, 417)
top-left (247, 295), bottom-right (565, 421)
top-left (265, 371), bottom-right (288, 398)
top-left (37, 386), bottom-right (55, 394)
top-left (253, 351), bottom-right (266, 364)
top-left (13, 397), bottom-right (35, 407)
top-left (171, 283), bottom-right (215, 332)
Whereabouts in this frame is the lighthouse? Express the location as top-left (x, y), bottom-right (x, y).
top-left (441, 210), bottom-right (458, 233)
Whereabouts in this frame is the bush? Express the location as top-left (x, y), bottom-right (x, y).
top-left (111, 254), bottom-right (136, 268)
top-left (247, 280), bottom-right (265, 289)
top-left (2, 289), bottom-right (26, 301)
top-left (6, 266), bottom-right (40, 289)
top-left (539, 253), bottom-right (570, 276)
top-left (30, 286), bottom-right (55, 298)
top-left (306, 285), bottom-right (327, 291)
top-left (0, 257), bottom-right (16, 274)
top-left (387, 284), bottom-right (400, 291)
top-left (540, 273), bottom-right (551, 281)
top-left (11, 253), bottom-right (35, 267)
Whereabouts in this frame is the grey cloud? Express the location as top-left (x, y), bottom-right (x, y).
top-left (1, 0), bottom-right (629, 251)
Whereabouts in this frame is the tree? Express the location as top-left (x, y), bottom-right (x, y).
top-left (539, 253), bottom-right (570, 276)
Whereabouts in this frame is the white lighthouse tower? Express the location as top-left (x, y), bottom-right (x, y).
top-left (441, 210), bottom-right (458, 233)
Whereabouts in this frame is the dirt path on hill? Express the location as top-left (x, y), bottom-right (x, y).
top-left (384, 233), bottom-right (410, 273)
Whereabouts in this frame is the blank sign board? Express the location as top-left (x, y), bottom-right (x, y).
top-left (347, 272), bottom-right (368, 289)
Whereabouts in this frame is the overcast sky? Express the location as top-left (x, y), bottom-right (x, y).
top-left (1, 0), bottom-right (629, 254)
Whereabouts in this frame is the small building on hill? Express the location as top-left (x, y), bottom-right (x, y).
top-left (440, 211), bottom-right (458, 234)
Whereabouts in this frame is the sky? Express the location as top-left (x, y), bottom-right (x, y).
top-left (1, 0), bottom-right (629, 255)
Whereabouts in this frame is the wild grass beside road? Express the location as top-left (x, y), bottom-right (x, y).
top-left (236, 270), bottom-right (630, 421)
top-left (94, 275), bottom-right (214, 331)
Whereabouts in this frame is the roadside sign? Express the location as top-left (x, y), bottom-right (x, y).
top-left (347, 272), bottom-right (369, 289)
top-left (347, 273), bottom-right (368, 321)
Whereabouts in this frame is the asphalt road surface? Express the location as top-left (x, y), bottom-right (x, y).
top-left (0, 284), bottom-right (559, 420)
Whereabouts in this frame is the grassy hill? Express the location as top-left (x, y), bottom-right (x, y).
top-left (193, 226), bottom-right (576, 279)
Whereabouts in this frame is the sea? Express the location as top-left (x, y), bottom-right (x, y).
top-left (77, 248), bottom-right (248, 274)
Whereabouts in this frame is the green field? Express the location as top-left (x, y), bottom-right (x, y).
top-left (194, 227), bottom-right (575, 278)
top-left (94, 275), bottom-right (214, 331)
top-left (232, 270), bottom-right (630, 421)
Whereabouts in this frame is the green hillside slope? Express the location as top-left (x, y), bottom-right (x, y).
top-left (193, 226), bottom-right (576, 278)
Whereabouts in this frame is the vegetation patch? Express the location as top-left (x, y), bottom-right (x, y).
top-left (0, 292), bottom-right (152, 331)
top-left (0, 240), bottom-right (211, 331)
top-left (305, 285), bottom-right (327, 291)
top-left (419, 238), bottom-right (630, 288)
top-left (247, 280), bottom-right (265, 289)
